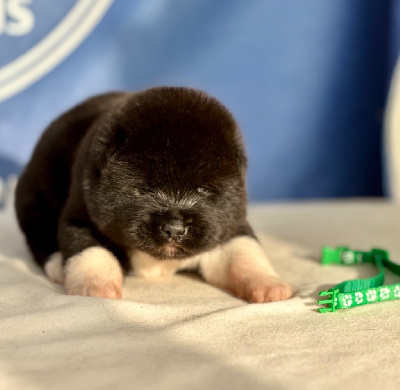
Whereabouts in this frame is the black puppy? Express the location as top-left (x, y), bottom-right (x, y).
top-left (15, 87), bottom-right (292, 302)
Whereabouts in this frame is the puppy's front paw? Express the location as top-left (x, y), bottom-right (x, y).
top-left (64, 246), bottom-right (123, 300)
top-left (230, 267), bottom-right (292, 304)
top-left (65, 280), bottom-right (122, 299)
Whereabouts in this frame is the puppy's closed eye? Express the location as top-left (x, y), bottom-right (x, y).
top-left (138, 186), bottom-right (156, 195)
top-left (196, 186), bottom-right (219, 196)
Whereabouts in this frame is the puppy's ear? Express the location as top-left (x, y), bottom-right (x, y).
top-left (92, 125), bottom-right (126, 176)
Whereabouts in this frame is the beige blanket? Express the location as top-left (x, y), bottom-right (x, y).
top-left (1, 191), bottom-right (399, 389)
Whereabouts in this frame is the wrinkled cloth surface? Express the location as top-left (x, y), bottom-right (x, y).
top-left (1, 194), bottom-right (399, 390)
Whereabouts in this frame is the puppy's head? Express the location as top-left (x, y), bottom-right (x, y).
top-left (84, 87), bottom-right (247, 259)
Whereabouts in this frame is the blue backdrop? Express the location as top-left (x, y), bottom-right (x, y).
top-left (0, 0), bottom-right (398, 200)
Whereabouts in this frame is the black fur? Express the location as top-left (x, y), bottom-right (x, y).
top-left (15, 87), bottom-right (255, 273)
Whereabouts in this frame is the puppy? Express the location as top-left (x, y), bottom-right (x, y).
top-left (15, 87), bottom-right (292, 303)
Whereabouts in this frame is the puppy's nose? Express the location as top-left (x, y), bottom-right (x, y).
top-left (162, 220), bottom-right (187, 240)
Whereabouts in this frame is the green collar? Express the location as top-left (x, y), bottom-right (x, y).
top-left (318, 246), bottom-right (400, 313)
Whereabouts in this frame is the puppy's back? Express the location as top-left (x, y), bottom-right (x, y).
top-left (15, 92), bottom-right (128, 264)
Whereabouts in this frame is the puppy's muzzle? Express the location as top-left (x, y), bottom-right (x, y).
top-left (161, 220), bottom-right (189, 243)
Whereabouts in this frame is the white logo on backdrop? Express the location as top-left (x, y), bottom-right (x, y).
top-left (0, 0), bottom-right (35, 36)
top-left (0, 0), bottom-right (114, 102)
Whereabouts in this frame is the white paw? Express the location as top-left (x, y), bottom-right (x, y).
top-left (66, 280), bottom-right (122, 299)
top-left (230, 274), bottom-right (292, 303)
top-left (64, 246), bottom-right (123, 300)
top-left (45, 252), bottom-right (64, 283)
top-left (199, 236), bottom-right (293, 303)
top-left (229, 259), bottom-right (292, 303)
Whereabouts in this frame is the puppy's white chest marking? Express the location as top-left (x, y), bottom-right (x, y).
top-left (130, 251), bottom-right (200, 279)
top-left (130, 236), bottom-right (274, 281)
